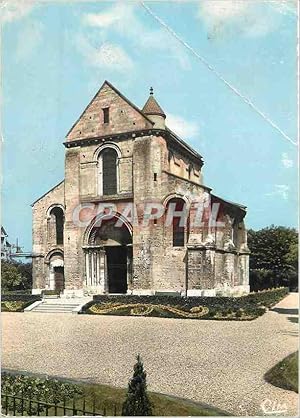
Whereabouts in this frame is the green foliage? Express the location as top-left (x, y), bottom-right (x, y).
top-left (248, 226), bottom-right (298, 291)
top-left (1, 372), bottom-right (227, 416)
top-left (243, 287), bottom-right (288, 307)
top-left (1, 260), bottom-right (32, 292)
top-left (122, 355), bottom-right (153, 416)
top-left (1, 372), bottom-right (83, 415)
top-left (264, 352), bottom-right (298, 393)
top-left (84, 287), bottom-right (288, 320)
top-left (1, 298), bottom-right (40, 312)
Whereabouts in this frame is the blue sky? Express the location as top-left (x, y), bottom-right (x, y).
top-left (1, 0), bottom-right (298, 252)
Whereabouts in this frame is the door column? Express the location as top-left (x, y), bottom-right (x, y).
top-left (84, 248), bottom-right (107, 293)
top-left (85, 251), bottom-right (90, 286)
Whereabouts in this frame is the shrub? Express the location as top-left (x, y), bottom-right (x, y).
top-left (248, 226), bottom-right (298, 291)
top-left (1, 372), bottom-right (83, 415)
top-left (122, 355), bottom-right (153, 416)
top-left (1, 294), bottom-right (41, 302)
top-left (1, 261), bottom-right (32, 292)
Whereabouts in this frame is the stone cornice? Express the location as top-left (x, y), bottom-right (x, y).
top-left (80, 193), bottom-right (133, 203)
top-left (63, 128), bottom-right (203, 166)
top-left (187, 244), bottom-right (250, 255)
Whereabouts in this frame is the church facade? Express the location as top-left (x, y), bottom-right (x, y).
top-left (32, 81), bottom-right (250, 297)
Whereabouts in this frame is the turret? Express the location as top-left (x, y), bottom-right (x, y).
top-left (142, 87), bottom-right (166, 129)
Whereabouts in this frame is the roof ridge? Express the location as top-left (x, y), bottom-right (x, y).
top-left (65, 81), bottom-right (154, 138)
top-left (31, 180), bottom-right (65, 207)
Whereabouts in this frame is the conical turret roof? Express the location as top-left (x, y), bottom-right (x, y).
top-left (142, 88), bottom-right (166, 118)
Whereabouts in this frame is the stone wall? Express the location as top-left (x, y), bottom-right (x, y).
top-left (32, 181), bottom-right (65, 292)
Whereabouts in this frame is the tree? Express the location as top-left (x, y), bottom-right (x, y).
top-left (248, 225), bottom-right (298, 291)
top-left (1, 260), bottom-right (32, 291)
top-left (122, 355), bottom-right (153, 416)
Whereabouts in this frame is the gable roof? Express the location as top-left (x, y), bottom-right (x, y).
top-left (211, 193), bottom-right (247, 212)
top-left (31, 180), bottom-right (64, 207)
top-left (65, 80), bottom-right (154, 138)
top-left (165, 126), bottom-right (203, 162)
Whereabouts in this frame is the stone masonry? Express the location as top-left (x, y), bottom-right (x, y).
top-left (32, 80), bottom-right (250, 297)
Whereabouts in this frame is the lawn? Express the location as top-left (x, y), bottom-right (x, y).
top-left (264, 351), bottom-right (298, 393)
top-left (1, 372), bottom-right (229, 416)
top-left (70, 382), bottom-right (229, 416)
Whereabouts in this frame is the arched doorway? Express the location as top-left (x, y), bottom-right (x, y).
top-left (48, 252), bottom-right (64, 291)
top-left (85, 215), bottom-right (132, 294)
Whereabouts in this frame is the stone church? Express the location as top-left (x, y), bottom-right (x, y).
top-left (32, 80), bottom-right (250, 297)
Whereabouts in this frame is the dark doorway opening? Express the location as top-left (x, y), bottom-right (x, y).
top-left (54, 266), bottom-right (64, 291)
top-left (106, 246), bottom-right (127, 293)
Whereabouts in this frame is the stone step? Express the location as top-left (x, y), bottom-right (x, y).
top-left (33, 305), bottom-right (76, 308)
top-left (39, 303), bottom-right (79, 307)
top-left (32, 311), bottom-right (75, 313)
top-left (31, 302), bottom-right (80, 313)
top-left (34, 305), bottom-right (78, 309)
top-left (26, 297), bottom-right (92, 313)
top-left (32, 309), bottom-right (77, 313)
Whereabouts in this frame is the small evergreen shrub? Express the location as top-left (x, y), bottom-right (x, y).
top-left (122, 355), bottom-right (153, 416)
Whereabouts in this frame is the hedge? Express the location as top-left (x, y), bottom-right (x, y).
top-left (2, 372), bottom-right (83, 415)
top-left (1, 289), bottom-right (32, 295)
top-left (81, 287), bottom-right (289, 320)
top-left (1, 294), bottom-right (41, 302)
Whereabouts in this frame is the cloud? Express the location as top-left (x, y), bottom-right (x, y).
top-left (166, 114), bottom-right (200, 138)
top-left (281, 153), bottom-right (294, 168)
top-left (197, 0), bottom-right (296, 38)
top-left (271, 0), bottom-right (298, 16)
top-left (81, 3), bottom-right (190, 70)
top-left (266, 184), bottom-right (290, 200)
top-left (0, 0), bottom-right (36, 24)
top-left (76, 34), bottom-right (133, 72)
top-left (83, 3), bottom-right (134, 31)
top-left (15, 20), bottom-right (43, 61)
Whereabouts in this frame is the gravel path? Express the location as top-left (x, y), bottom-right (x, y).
top-left (2, 293), bottom-right (298, 416)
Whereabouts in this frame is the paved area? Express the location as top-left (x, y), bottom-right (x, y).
top-left (2, 293), bottom-right (298, 416)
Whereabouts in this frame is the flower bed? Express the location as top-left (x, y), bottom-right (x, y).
top-left (82, 287), bottom-right (288, 320)
top-left (1, 300), bottom-right (37, 312)
top-left (1, 294), bottom-right (41, 312)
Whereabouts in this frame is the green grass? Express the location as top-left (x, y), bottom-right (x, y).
top-left (2, 372), bottom-right (229, 416)
top-left (60, 381), bottom-right (229, 416)
top-left (264, 352), bottom-right (298, 393)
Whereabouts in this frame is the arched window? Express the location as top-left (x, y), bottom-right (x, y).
top-left (166, 198), bottom-right (187, 247)
top-left (98, 146), bottom-right (119, 195)
top-left (49, 207), bottom-right (64, 245)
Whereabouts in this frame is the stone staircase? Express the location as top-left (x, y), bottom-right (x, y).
top-left (25, 297), bottom-right (92, 314)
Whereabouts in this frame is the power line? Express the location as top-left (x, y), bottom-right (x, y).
top-left (141, 2), bottom-right (297, 147)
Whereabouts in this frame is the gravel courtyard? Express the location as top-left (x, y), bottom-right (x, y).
top-left (2, 293), bottom-right (298, 416)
